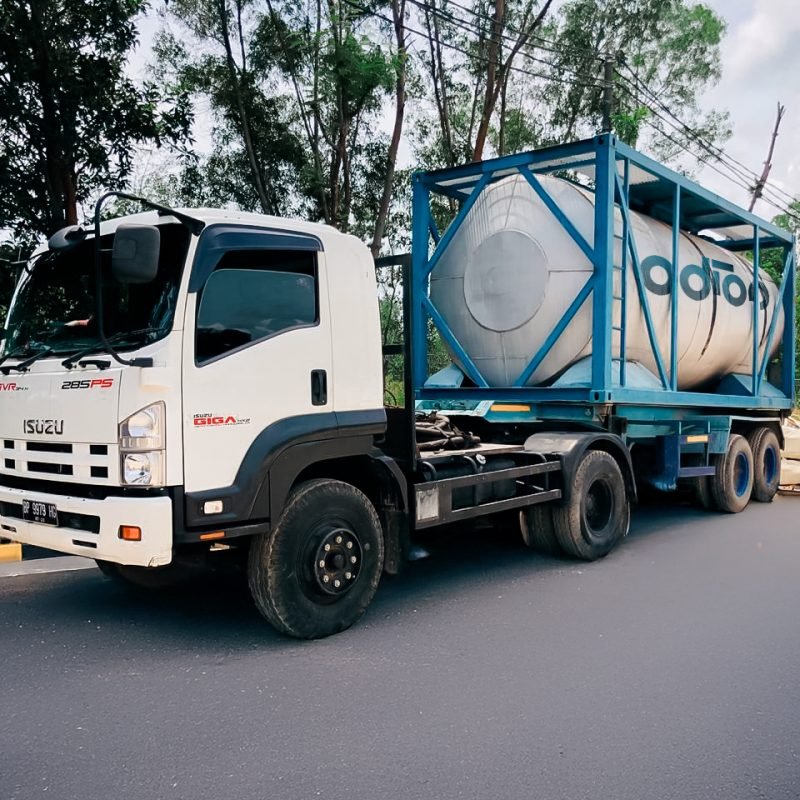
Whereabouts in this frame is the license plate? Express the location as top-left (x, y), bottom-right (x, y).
top-left (22, 499), bottom-right (59, 527)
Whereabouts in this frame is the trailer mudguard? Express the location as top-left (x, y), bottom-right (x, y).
top-left (522, 431), bottom-right (637, 503)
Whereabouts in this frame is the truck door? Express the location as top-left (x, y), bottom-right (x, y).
top-left (181, 227), bottom-right (332, 496)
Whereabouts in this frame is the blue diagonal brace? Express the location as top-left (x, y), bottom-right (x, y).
top-left (615, 172), bottom-right (670, 388)
top-left (423, 173), bottom-right (491, 279)
top-left (758, 247), bottom-right (793, 389)
top-left (514, 276), bottom-right (594, 386)
top-left (519, 165), bottom-right (595, 264)
top-left (422, 295), bottom-right (489, 388)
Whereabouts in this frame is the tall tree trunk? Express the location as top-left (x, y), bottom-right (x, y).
top-left (425, 5), bottom-right (455, 167)
top-left (499, 69), bottom-right (510, 155)
top-left (472, 0), bottom-right (505, 162)
top-left (370, 0), bottom-right (406, 258)
top-left (27, 1), bottom-right (75, 231)
top-left (266, 0), bottom-right (331, 221)
top-left (216, 0), bottom-right (271, 214)
top-left (472, 0), bottom-right (554, 162)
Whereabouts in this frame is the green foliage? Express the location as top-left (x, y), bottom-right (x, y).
top-left (543, 0), bottom-right (729, 155)
top-left (157, 0), bottom-right (396, 228)
top-left (0, 0), bottom-right (191, 241)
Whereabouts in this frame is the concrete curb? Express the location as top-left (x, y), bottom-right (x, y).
top-left (0, 556), bottom-right (97, 578)
top-left (0, 541), bottom-right (23, 563)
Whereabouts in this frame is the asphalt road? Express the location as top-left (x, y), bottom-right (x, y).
top-left (2, 498), bottom-right (799, 800)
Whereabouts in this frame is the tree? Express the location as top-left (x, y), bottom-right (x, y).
top-left (0, 0), bottom-right (192, 243)
top-left (543, 0), bottom-right (730, 154)
top-left (155, 0), bottom-right (305, 216)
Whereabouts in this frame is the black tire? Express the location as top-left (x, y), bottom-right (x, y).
top-left (710, 433), bottom-right (753, 513)
top-left (692, 476), bottom-right (714, 509)
top-left (95, 559), bottom-right (189, 590)
top-left (747, 427), bottom-right (781, 503)
top-left (248, 479), bottom-right (384, 639)
top-left (552, 450), bottom-right (629, 561)
top-left (519, 504), bottom-right (562, 556)
top-left (95, 559), bottom-right (119, 578)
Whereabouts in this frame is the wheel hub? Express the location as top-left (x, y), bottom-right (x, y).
top-left (313, 528), bottom-right (362, 596)
top-left (584, 479), bottom-right (613, 532)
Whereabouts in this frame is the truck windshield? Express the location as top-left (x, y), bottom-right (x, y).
top-left (3, 223), bottom-right (191, 358)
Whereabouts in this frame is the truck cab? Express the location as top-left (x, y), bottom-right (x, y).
top-left (0, 209), bottom-right (387, 574)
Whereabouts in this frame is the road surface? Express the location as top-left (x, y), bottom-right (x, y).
top-left (1, 499), bottom-right (799, 800)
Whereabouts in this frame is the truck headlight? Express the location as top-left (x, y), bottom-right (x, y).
top-left (119, 403), bottom-right (165, 486)
top-left (123, 451), bottom-right (164, 486)
top-left (119, 402), bottom-right (165, 451)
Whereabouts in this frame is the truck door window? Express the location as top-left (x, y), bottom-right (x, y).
top-left (195, 249), bottom-right (318, 364)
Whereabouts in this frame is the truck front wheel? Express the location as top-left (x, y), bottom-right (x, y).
top-left (248, 479), bottom-right (384, 639)
top-left (552, 450), bottom-right (629, 561)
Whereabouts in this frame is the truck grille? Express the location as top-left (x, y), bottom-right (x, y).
top-left (0, 440), bottom-right (117, 485)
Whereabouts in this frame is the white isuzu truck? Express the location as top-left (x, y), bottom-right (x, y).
top-left (0, 136), bottom-right (795, 638)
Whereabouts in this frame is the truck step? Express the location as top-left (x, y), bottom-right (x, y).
top-left (677, 466), bottom-right (716, 478)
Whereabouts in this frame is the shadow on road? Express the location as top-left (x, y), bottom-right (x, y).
top-left (2, 498), bottom-right (717, 652)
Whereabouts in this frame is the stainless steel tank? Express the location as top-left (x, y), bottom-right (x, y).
top-left (429, 174), bottom-right (784, 389)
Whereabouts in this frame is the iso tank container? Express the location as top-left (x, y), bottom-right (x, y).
top-left (429, 174), bottom-right (784, 389)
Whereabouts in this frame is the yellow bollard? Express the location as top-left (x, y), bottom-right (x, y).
top-left (0, 540), bottom-right (23, 563)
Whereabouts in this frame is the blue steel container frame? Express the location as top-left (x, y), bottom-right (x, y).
top-left (410, 134), bottom-right (796, 412)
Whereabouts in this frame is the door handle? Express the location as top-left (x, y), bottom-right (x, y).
top-left (311, 369), bottom-right (328, 406)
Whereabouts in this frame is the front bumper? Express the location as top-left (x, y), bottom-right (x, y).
top-left (0, 485), bottom-right (173, 567)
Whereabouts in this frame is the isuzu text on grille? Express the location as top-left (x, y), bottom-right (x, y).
top-left (23, 419), bottom-right (64, 435)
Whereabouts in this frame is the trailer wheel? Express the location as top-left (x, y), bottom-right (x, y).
top-left (710, 434), bottom-right (754, 513)
top-left (248, 479), bottom-right (384, 639)
top-left (519, 504), bottom-right (562, 556)
top-left (552, 451), bottom-right (629, 561)
top-left (747, 427), bottom-right (781, 503)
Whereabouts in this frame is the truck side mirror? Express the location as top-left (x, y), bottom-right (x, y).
top-left (112, 224), bottom-right (160, 284)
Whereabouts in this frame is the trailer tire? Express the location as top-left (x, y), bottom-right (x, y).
top-left (710, 434), bottom-right (753, 513)
top-left (552, 450), bottom-right (629, 561)
top-left (248, 479), bottom-right (384, 639)
top-left (747, 427), bottom-right (781, 503)
top-left (519, 504), bottom-right (562, 556)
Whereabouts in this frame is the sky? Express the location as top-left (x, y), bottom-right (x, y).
top-left (131, 0), bottom-right (800, 222)
top-left (695, 0), bottom-right (800, 219)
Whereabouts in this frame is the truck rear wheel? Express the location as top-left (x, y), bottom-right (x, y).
top-left (692, 476), bottom-right (714, 509)
top-left (552, 450), bottom-right (629, 561)
top-left (710, 434), bottom-right (753, 513)
top-left (248, 479), bottom-right (384, 639)
top-left (747, 427), bottom-right (781, 503)
top-left (519, 504), bottom-right (562, 556)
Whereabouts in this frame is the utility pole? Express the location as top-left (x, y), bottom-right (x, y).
top-left (749, 101), bottom-right (786, 212)
top-left (601, 51), bottom-right (615, 133)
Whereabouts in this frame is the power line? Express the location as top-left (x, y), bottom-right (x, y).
top-left (616, 76), bottom-right (800, 225)
top-left (620, 64), bottom-right (798, 211)
top-left (445, 0), bottom-right (603, 61)
top-left (343, 0), bottom-right (601, 89)
top-left (405, 0), bottom-right (602, 87)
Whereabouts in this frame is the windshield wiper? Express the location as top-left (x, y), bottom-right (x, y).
top-left (0, 347), bottom-right (53, 375)
top-left (61, 327), bottom-right (166, 370)
top-left (0, 345), bottom-right (33, 371)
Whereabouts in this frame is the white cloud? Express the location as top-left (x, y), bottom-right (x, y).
top-left (696, 0), bottom-right (800, 220)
